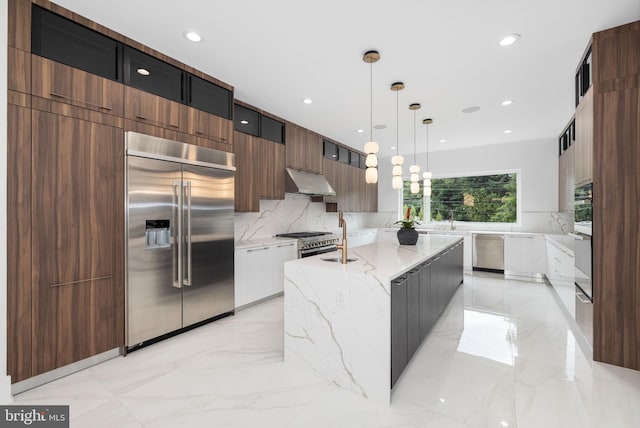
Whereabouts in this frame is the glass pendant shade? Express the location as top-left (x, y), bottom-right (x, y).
top-left (423, 171), bottom-right (432, 179)
top-left (410, 182), bottom-right (420, 194)
top-left (410, 173), bottom-right (419, 182)
top-left (391, 155), bottom-right (404, 165)
top-left (392, 165), bottom-right (403, 176)
top-left (423, 178), bottom-right (431, 187)
top-left (409, 165), bottom-right (420, 174)
top-left (364, 141), bottom-right (379, 154)
top-left (365, 167), bottom-right (378, 184)
top-left (392, 175), bottom-right (403, 189)
top-left (365, 154), bottom-right (378, 167)
top-left (424, 186), bottom-right (432, 196)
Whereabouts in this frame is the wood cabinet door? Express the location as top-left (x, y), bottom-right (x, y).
top-left (234, 131), bottom-right (260, 212)
top-left (365, 179), bottom-right (378, 212)
top-left (32, 55), bottom-right (124, 117)
top-left (322, 158), bottom-right (338, 204)
top-left (259, 139), bottom-right (285, 200)
top-left (575, 89), bottom-right (593, 186)
top-left (7, 104), bottom-right (32, 383)
top-left (336, 162), bottom-right (351, 212)
top-left (187, 107), bottom-right (233, 147)
top-left (31, 111), bottom-right (124, 376)
top-left (124, 86), bottom-right (186, 132)
top-left (305, 131), bottom-right (322, 174)
top-left (285, 124), bottom-right (305, 171)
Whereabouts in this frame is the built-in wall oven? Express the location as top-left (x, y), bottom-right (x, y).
top-left (572, 182), bottom-right (593, 347)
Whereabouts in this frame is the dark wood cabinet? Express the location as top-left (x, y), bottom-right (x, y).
top-left (286, 124), bottom-right (322, 173)
top-left (574, 88), bottom-right (593, 186)
top-left (125, 86), bottom-right (187, 132)
top-left (233, 131), bottom-right (260, 212)
top-left (8, 47), bottom-right (30, 95)
top-left (31, 110), bottom-right (124, 376)
top-left (259, 139), bottom-right (285, 200)
top-left (187, 74), bottom-right (232, 120)
top-left (187, 106), bottom-right (232, 147)
top-left (7, 104), bottom-right (33, 383)
top-left (32, 55), bottom-right (124, 117)
top-left (592, 20), bottom-right (640, 370)
top-left (124, 46), bottom-right (183, 103)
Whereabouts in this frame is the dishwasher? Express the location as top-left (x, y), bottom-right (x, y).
top-left (472, 234), bottom-right (504, 272)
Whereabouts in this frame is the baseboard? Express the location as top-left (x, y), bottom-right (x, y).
top-left (0, 375), bottom-right (13, 404)
top-left (235, 291), bottom-right (283, 312)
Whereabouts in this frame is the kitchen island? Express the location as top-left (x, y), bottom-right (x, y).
top-left (284, 233), bottom-right (464, 405)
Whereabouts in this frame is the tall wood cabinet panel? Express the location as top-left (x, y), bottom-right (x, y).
top-left (32, 55), bottom-right (125, 117)
top-left (124, 87), bottom-right (187, 132)
top-left (30, 110), bottom-right (124, 376)
top-left (234, 131), bottom-right (260, 212)
top-left (365, 181), bottom-right (378, 212)
top-left (558, 144), bottom-right (575, 212)
top-left (574, 88), bottom-right (593, 186)
top-left (7, 105), bottom-right (33, 383)
top-left (592, 20), bottom-right (640, 370)
top-left (8, 47), bottom-right (30, 94)
top-left (259, 139), bottom-right (285, 200)
top-left (321, 158), bottom-right (338, 204)
top-left (8, 0), bottom-right (31, 51)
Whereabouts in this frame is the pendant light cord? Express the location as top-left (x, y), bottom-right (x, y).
top-left (370, 62), bottom-right (373, 142)
top-left (413, 110), bottom-right (416, 164)
top-left (426, 123), bottom-right (429, 171)
top-left (396, 90), bottom-right (399, 155)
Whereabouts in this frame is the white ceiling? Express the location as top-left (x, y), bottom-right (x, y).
top-left (54, 0), bottom-right (640, 156)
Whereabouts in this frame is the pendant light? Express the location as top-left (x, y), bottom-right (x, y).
top-left (363, 50), bottom-right (380, 184)
top-left (390, 82), bottom-right (405, 190)
top-left (409, 103), bottom-right (421, 194)
top-left (423, 118), bottom-right (433, 197)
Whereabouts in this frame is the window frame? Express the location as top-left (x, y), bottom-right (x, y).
top-left (398, 169), bottom-right (521, 226)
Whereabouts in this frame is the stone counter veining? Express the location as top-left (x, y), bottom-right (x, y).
top-left (284, 234), bottom-right (462, 405)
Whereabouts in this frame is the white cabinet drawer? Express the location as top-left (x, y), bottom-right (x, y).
top-left (504, 235), bottom-right (545, 275)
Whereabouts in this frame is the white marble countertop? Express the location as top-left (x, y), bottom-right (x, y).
top-left (286, 234), bottom-right (462, 282)
top-left (235, 236), bottom-right (298, 250)
top-left (545, 234), bottom-right (575, 253)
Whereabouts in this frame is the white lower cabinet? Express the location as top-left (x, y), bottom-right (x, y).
top-left (235, 241), bottom-right (298, 308)
top-left (545, 237), bottom-right (575, 317)
top-left (504, 234), bottom-right (546, 277)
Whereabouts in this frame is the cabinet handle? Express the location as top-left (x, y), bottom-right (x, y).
top-left (195, 131), bottom-right (206, 136)
top-left (136, 114), bottom-right (148, 121)
top-left (50, 275), bottom-right (112, 287)
top-left (169, 124), bottom-right (180, 129)
top-left (50, 92), bottom-right (113, 111)
top-left (576, 291), bottom-right (591, 304)
top-left (247, 247), bottom-right (269, 252)
top-left (277, 243), bottom-right (295, 248)
top-left (510, 235), bottom-right (534, 239)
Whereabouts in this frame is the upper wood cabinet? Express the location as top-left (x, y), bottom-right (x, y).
top-left (8, 47), bottom-right (30, 95)
top-left (234, 131), bottom-right (260, 212)
top-left (30, 110), bottom-right (124, 376)
top-left (187, 107), bottom-right (232, 146)
top-left (32, 55), bottom-right (125, 117)
top-left (574, 88), bottom-right (593, 186)
top-left (259, 139), bottom-right (285, 200)
top-left (286, 124), bottom-right (322, 174)
top-left (558, 144), bottom-right (575, 213)
top-left (125, 86), bottom-right (187, 132)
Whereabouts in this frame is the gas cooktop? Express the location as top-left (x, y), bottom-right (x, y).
top-left (275, 232), bottom-right (331, 238)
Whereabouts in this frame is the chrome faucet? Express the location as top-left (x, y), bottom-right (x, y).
top-left (449, 210), bottom-right (456, 230)
top-left (336, 211), bottom-right (348, 264)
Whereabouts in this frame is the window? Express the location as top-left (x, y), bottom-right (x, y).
top-left (401, 172), bottom-right (518, 224)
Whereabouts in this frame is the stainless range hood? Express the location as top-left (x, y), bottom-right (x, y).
top-left (285, 168), bottom-right (336, 196)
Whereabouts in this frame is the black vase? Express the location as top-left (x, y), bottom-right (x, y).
top-left (397, 228), bottom-right (419, 245)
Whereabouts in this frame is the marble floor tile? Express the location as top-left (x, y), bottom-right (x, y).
top-left (12, 273), bottom-right (640, 428)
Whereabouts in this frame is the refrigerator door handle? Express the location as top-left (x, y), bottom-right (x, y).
top-left (172, 180), bottom-right (183, 288)
top-left (184, 180), bottom-right (192, 286)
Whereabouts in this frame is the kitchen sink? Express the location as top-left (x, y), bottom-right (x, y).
top-left (321, 257), bottom-right (358, 263)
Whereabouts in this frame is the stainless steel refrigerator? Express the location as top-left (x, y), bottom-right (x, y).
top-left (126, 132), bottom-right (235, 348)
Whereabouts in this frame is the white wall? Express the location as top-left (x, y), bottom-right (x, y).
top-left (1, 0), bottom-right (13, 403)
top-left (378, 138), bottom-right (571, 233)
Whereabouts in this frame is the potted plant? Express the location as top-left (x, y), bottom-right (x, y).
top-left (395, 206), bottom-right (420, 245)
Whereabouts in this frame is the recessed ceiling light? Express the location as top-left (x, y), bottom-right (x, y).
top-left (462, 106), bottom-right (480, 113)
top-left (136, 68), bottom-right (150, 76)
top-left (302, 98), bottom-right (312, 104)
top-left (240, 120), bottom-right (249, 125)
top-left (440, 139), bottom-right (447, 143)
top-left (184, 31), bottom-right (203, 43)
top-left (373, 124), bottom-right (387, 130)
top-left (390, 146), bottom-right (396, 150)
top-left (356, 129), bottom-right (364, 134)
top-left (504, 129), bottom-right (512, 134)
top-left (499, 34), bottom-right (521, 47)
top-left (500, 422), bottom-right (509, 427)
top-left (501, 100), bottom-right (513, 106)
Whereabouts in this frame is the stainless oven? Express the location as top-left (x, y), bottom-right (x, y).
top-left (574, 182), bottom-right (592, 235)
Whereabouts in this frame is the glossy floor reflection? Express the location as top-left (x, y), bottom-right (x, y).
top-left (14, 274), bottom-right (640, 427)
